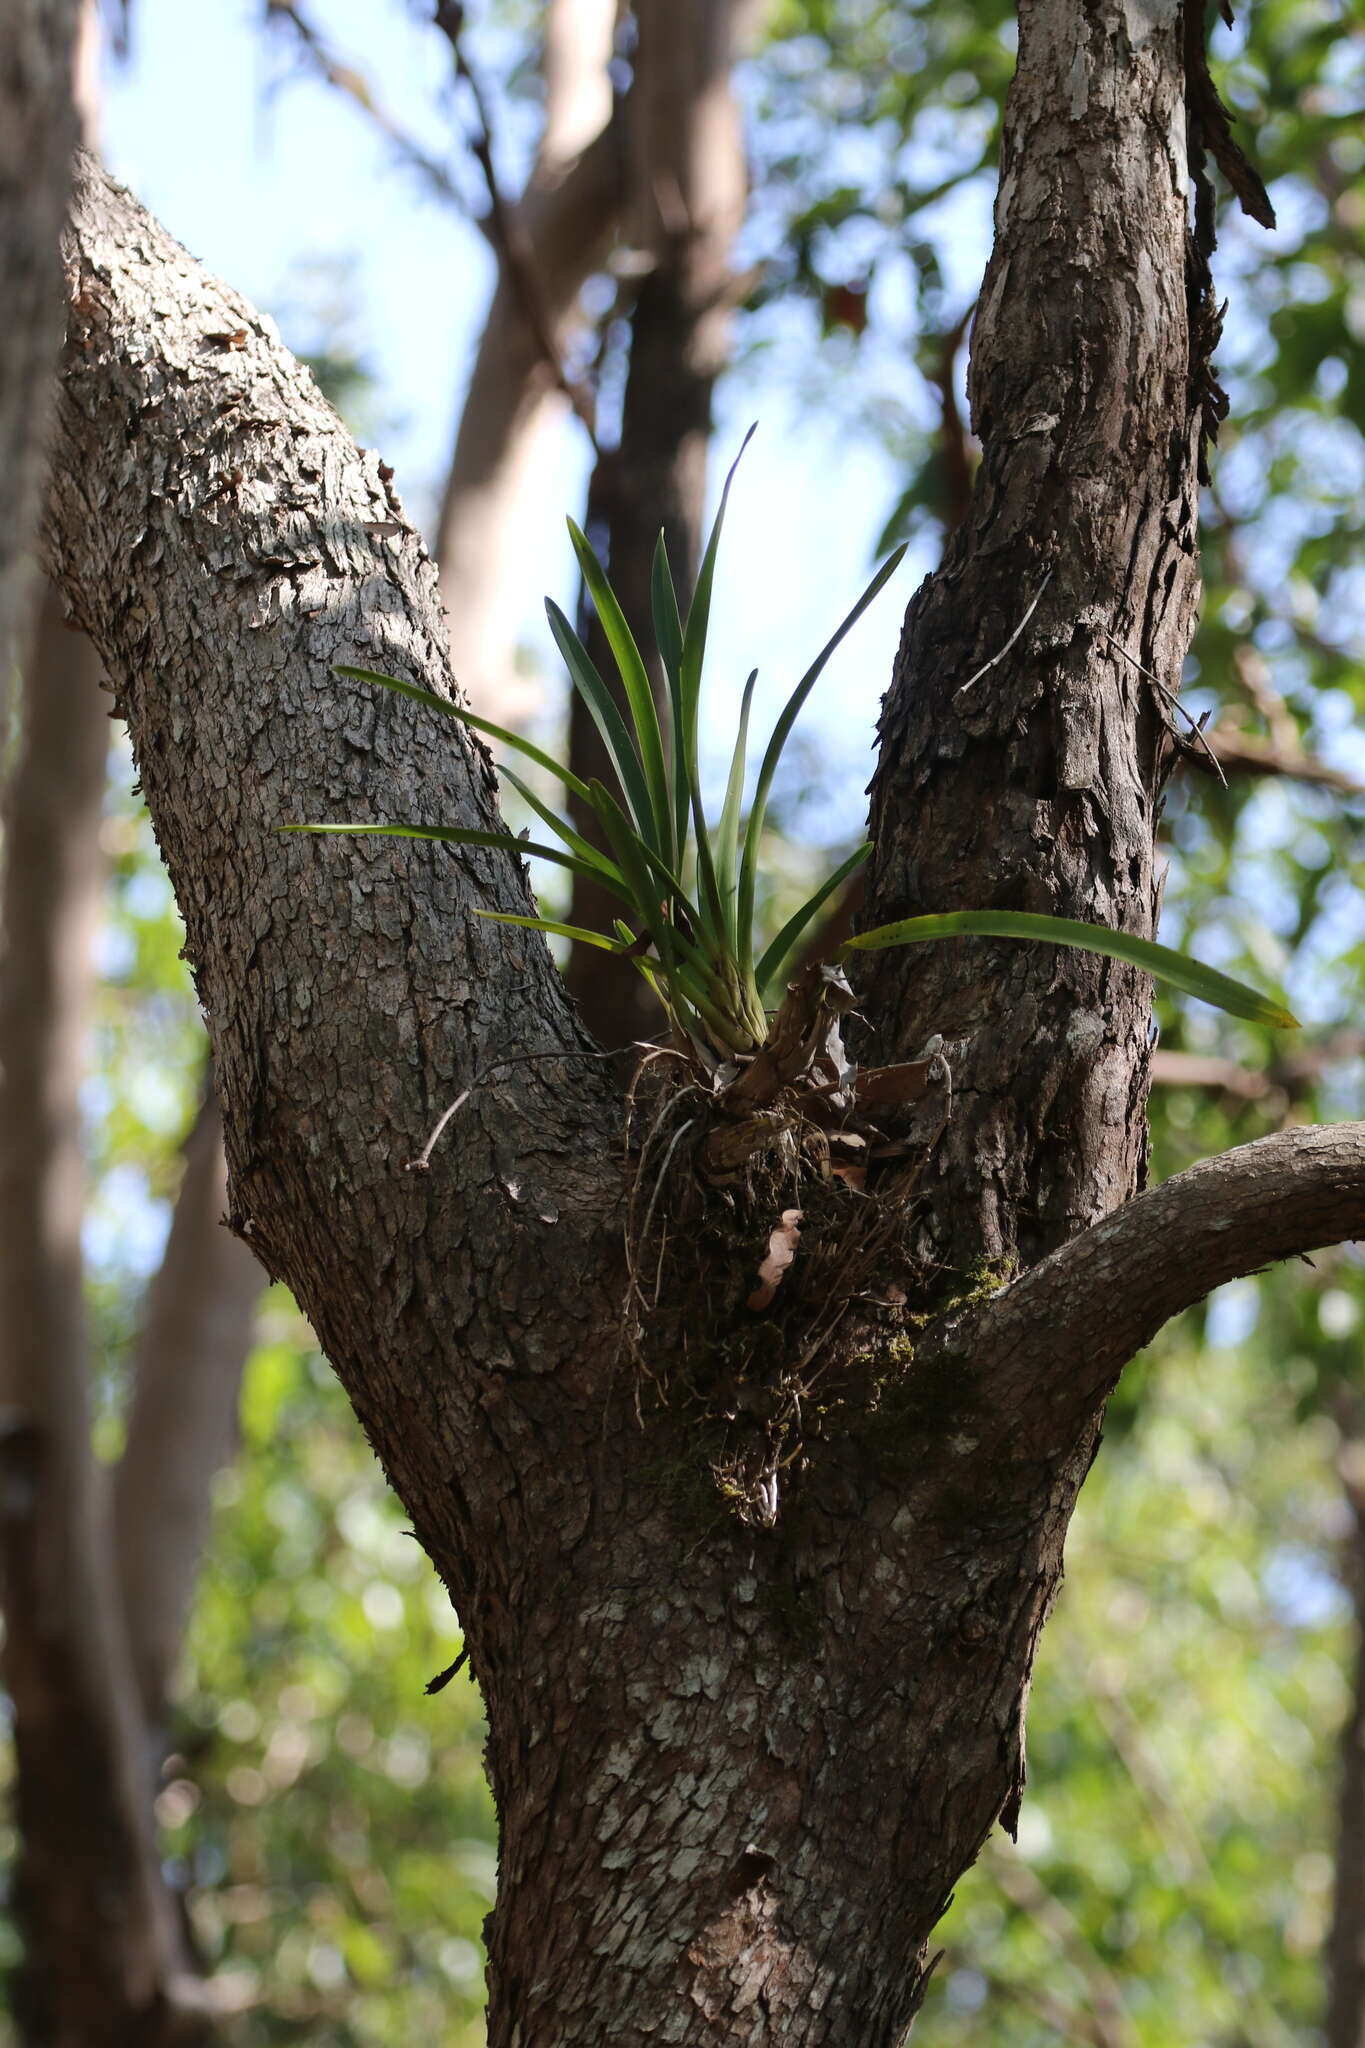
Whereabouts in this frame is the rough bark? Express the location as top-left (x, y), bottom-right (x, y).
top-left (113, 1088), bottom-right (263, 1738)
top-left (1328, 1408), bottom-right (1365, 2048)
top-left (0, 0), bottom-right (81, 690)
top-left (434, 0), bottom-right (620, 720)
top-left (0, 587), bottom-right (209, 2046)
top-left (40, 10), bottom-right (1359, 2032)
top-left (566, 0), bottom-right (750, 1046)
top-left (863, 0), bottom-right (1205, 1276)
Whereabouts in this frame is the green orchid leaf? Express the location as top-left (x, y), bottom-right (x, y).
top-left (738, 543), bottom-right (907, 972)
top-left (495, 765), bottom-right (620, 879)
top-left (650, 533), bottom-right (689, 855)
top-left (333, 665), bottom-right (594, 805)
top-left (544, 600), bottom-right (656, 846)
top-left (756, 841), bottom-right (873, 991)
top-left (716, 670), bottom-right (758, 951)
top-left (569, 520), bottom-right (674, 867)
top-left (679, 425), bottom-right (757, 838)
top-left (841, 910), bottom-right (1299, 1029)
top-left (472, 911), bottom-right (630, 952)
top-left (282, 821), bottom-right (634, 905)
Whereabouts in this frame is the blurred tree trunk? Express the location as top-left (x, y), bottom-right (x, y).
top-left (0, 8), bottom-right (262, 2032)
top-left (0, 586), bottom-right (261, 2045)
top-left (113, 1089), bottom-right (262, 1750)
top-left (0, 0), bottom-right (80, 697)
top-left (1327, 1412), bottom-right (1365, 2048)
top-left (0, 589), bottom-right (209, 2046)
top-left (39, 4), bottom-right (1365, 2042)
top-left (566, 0), bottom-right (750, 1047)
top-left (434, 0), bottom-right (620, 721)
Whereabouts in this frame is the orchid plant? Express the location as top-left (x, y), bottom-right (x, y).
top-left (294, 436), bottom-right (1296, 1074)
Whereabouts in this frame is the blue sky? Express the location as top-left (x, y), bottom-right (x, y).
top-left (100, 0), bottom-right (937, 843)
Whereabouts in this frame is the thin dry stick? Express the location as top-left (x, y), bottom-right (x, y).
top-left (265, 0), bottom-right (473, 213)
top-left (406, 1041), bottom-right (650, 1172)
top-left (953, 567), bottom-right (1054, 701)
top-left (1101, 627), bottom-right (1228, 787)
top-left (434, 0), bottom-right (601, 446)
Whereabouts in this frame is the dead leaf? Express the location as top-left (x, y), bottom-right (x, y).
top-left (747, 1209), bottom-right (803, 1311)
top-left (856, 1060), bottom-right (932, 1109)
top-left (830, 1165), bottom-right (867, 1192)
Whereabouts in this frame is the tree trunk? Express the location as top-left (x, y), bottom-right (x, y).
top-left (0, 588), bottom-right (212, 2047)
top-left (41, 5), bottom-right (1365, 2032)
top-left (113, 1087), bottom-right (262, 1743)
top-left (1327, 1412), bottom-right (1365, 2048)
top-left (0, 0), bottom-right (80, 690)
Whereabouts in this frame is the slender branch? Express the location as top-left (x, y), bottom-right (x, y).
top-left (434, 0), bottom-right (621, 716)
top-left (1190, 720), bottom-right (1365, 798)
top-left (265, 0), bottom-right (474, 216)
top-left (434, 0), bottom-right (601, 439)
top-left (919, 1123), bottom-right (1365, 1443)
top-left (1151, 1033), bottom-right (1365, 1104)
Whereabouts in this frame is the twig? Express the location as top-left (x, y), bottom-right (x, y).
top-left (425, 1646), bottom-right (469, 1694)
top-left (1101, 628), bottom-right (1228, 787)
top-left (433, 1), bottom-right (601, 446)
top-left (265, 1), bottom-right (473, 214)
top-left (953, 568), bottom-right (1054, 701)
top-left (1198, 720), bottom-right (1365, 798)
top-left (406, 1040), bottom-right (654, 1172)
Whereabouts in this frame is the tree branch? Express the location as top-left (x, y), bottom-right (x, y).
top-left (921, 1123), bottom-right (1365, 1448)
top-left (265, 0), bottom-right (474, 216)
top-left (44, 152), bottom-right (623, 1605)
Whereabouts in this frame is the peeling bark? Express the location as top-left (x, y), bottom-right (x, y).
top-left (39, 8), bottom-right (1354, 2033)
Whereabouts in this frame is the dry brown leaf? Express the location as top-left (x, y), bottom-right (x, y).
top-left (855, 1060), bottom-right (932, 1109)
top-left (747, 1208), bottom-right (803, 1311)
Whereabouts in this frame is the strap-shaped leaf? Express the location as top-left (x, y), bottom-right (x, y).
top-left (841, 909), bottom-right (1299, 1029)
top-left (583, 779), bottom-right (680, 970)
top-left (756, 840), bottom-right (872, 991)
top-left (496, 764), bottom-right (621, 880)
top-left (650, 534), bottom-right (689, 856)
top-left (582, 779), bottom-right (703, 940)
top-left (544, 600), bottom-right (656, 844)
top-left (679, 425), bottom-right (757, 840)
top-left (333, 665), bottom-right (593, 805)
top-left (473, 911), bottom-right (630, 951)
top-left (715, 670), bottom-right (758, 951)
top-left (282, 821), bottom-right (635, 905)
top-left (569, 519), bottom-right (674, 868)
top-left (737, 544), bottom-right (907, 972)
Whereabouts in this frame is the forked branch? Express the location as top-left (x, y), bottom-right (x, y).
top-left (922, 1122), bottom-right (1365, 1438)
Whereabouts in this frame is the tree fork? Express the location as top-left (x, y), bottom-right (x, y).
top-left (40, 3), bottom-right (1363, 2034)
